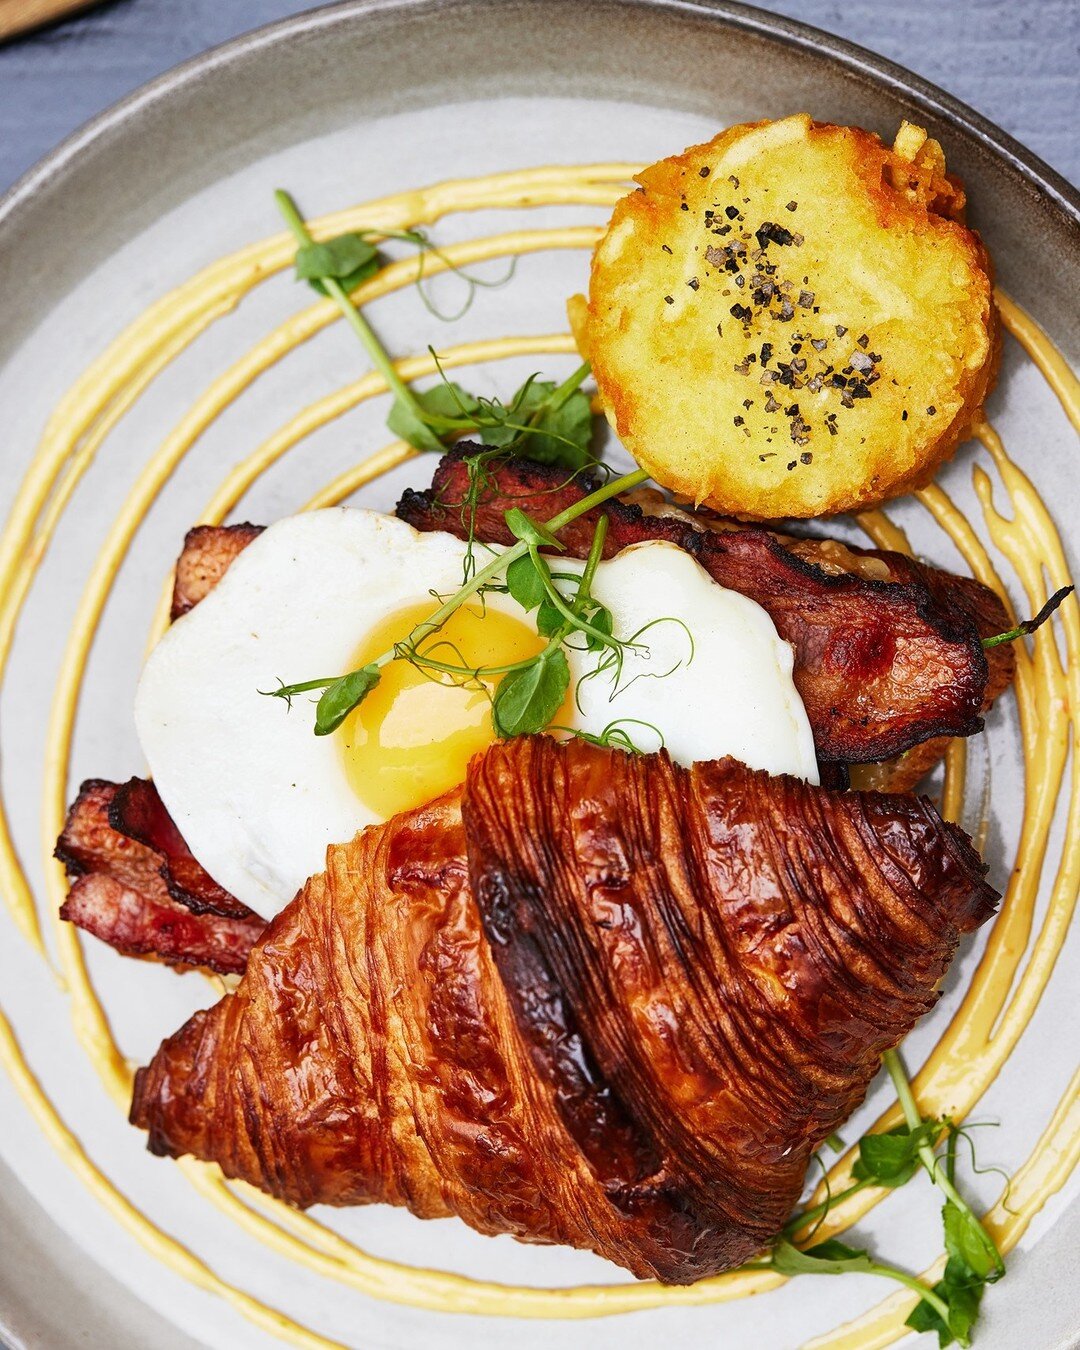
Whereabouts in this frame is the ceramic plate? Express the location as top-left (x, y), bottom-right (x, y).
top-left (0, 3), bottom-right (1077, 1347)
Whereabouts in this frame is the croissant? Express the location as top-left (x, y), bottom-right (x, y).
top-left (132, 738), bottom-right (995, 1282)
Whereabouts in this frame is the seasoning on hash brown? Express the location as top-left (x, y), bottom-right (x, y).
top-left (570, 116), bottom-right (999, 520)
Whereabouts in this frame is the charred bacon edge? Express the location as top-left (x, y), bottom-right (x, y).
top-left (108, 777), bottom-right (252, 920)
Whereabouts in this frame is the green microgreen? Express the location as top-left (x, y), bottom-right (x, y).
top-left (266, 468), bottom-right (650, 732)
top-left (491, 645), bottom-right (570, 739)
top-left (574, 613), bottom-right (694, 709)
top-left (767, 1237), bottom-right (956, 1330)
top-left (491, 512), bottom-right (646, 736)
top-left (583, 603), bottom-right (614, 653)
top-left (477, 371), bottom-right (596, 467)
top-left (485, 514), bottom-right (630, 736)
top-left (285, 203), bottom-right (513, 316)
top-left (513, 546), bottom-right (616, 653)
top-left (294, 232), bottom-right (380, 295)
top-left (504, 507), bottom-right (565, 552)
top-left (442, 443), bottom-right (517, 586)
top-left (396, 356), bottom-right (596, 467)
top-left (313, 666), bottom-right (382, 737)
top-left (276, 188), bottom-right (595, 468)
top-left (981, 583), bottom-right (1074, 648)
top-left (398, 225), bottom-right (517, 323)
top-left (275, 189), bottom-right (439, 441)
top-left (548, 718), bottom-right (665, 755)
top-left (881, 1049), bottom-right (1004, 1346)
top-left (756, 1049), bottom-right (1007, 1348)
top-left (385, 380), bottom-right (481, 455)
top-left (851, 1117), bottom-right (947, 1189)
top-left (505, 551), bottom-right (548, 611)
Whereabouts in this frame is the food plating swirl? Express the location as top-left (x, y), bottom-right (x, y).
top-left (0, 167), bottom-right (1075, 1348)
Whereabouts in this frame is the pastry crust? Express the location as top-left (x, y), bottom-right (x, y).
top-left (575, 115), bottom-right (999, 519)
top-left (131, 738), bottom-right (996, 1282)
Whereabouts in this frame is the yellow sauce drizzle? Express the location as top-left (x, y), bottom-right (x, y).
top-left (0, 164), bottom-right (1075, 1346)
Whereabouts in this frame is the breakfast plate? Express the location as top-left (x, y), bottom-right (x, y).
top-left (0, 2), bottom-right (1077, 1348)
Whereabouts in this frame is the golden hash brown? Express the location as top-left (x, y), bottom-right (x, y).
top-left (572, 116), bottom-right (999, 520)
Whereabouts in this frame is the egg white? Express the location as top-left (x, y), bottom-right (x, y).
top-left (568, 542), bottom-right (819, 782)
top-left (135, 510), bottom-right (504, 917)
top-left (136, 508), bottom-right (817, 919)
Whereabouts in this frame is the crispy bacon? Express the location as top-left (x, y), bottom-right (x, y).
top-left (397, 448), bottom-right (1014, 764)
top-left (852, 624), bottom-right (1014, 793)
top-left (131, 738), bottom-right (996, 1281)
top-left (58, 516), bottom-right (266, 970)
top-left (56, 779), bottom-right (167, 895)
top-left (61, 874), bottom-right (260, 976)
top-left (109, 778), bottom-right (250, 919)
top-left (171, 522), bottom-right (262, 620)
top-left (56, 778), bottom-right (263, 974)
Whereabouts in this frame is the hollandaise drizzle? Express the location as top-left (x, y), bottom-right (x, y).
top-left (0, 165), bottom-right (1075, 1349)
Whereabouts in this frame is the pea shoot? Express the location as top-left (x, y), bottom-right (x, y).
top-left (885, 1049), bottom-right (1005, 1345)
top-left (763, 1050), bottom-right (1005, 1348)
top-left (275, 189), bottom-right (594, 466)
top-left (268, 187), bottom-right (657, 737)
top-left (981, 583), bottom-right (1074, 649)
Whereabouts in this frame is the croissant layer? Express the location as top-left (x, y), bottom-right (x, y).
top-left (131, 740), bottom-right (994, 1282)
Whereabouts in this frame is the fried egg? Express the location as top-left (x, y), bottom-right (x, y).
top-left (135, 509), bottom-right (817, 918)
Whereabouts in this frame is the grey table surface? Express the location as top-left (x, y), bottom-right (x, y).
top-left (0, 0), bottom-right (1078, 194)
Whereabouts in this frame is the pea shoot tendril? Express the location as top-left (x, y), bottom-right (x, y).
top-left (268, 188), bottom-right (661, 737)
top-left (758, 1049), bottom-right (1004, 1348)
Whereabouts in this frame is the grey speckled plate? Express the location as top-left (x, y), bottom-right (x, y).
top-left (0, 3), bottom-right (1077, 1349)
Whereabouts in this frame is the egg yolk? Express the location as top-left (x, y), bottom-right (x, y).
top-left (341, 601), bottom-right (560, 818)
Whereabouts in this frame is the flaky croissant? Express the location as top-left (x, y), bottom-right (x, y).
top-left (132, 739), bottom-right (995, 1283)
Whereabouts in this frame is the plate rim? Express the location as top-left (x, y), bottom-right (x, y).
top-left (0, 0), bottom-right (1077, 242)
